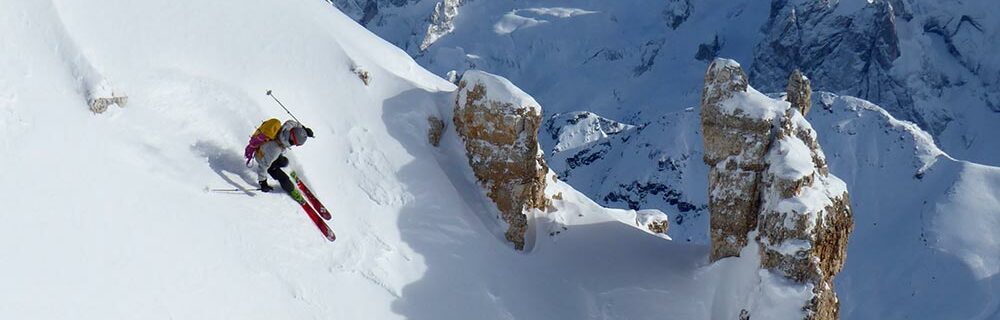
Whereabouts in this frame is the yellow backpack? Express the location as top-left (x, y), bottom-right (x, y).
top-left (253, 118), bottom-right (283, 140)
top-left (245, 118), bottom-right (284, 165)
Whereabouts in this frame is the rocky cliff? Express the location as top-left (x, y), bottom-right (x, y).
top-left (750, 0), bottom-right (1000, 164)
top-left (324, 0), bottom-right (405, 26)
top-left (701, 59), bottom-right (772, 260)
top-left (421, 0), bottom-right (464, 51)
top-left (453, 70), bottom-right (548, 250)
top-left (750, 0), bottom-right (915, 126)
top-left (786, 69), bottom-right (811, 115)
top-left (702, 58), bottom-right (853, 319)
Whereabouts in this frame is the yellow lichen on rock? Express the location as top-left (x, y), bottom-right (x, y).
top-left (452, 71), bottom-right (548, 250)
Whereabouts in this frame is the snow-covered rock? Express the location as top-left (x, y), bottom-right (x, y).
top-left (700, 59), bottom-right (774, 260)
top-left (453, 70), bottom-right (548, 250)
top-left (421, 0), bottom-right (464, 51)
top-left (758, 109), bottom-right (852, 320)
top-left (701, 58), bottom-right (853, 319)
top-left (635, 209), bottom-right (670, 238)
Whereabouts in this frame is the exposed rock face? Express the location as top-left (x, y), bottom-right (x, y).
top-left (89, 95), bottom-right (127, 114)
top-left (351, 65), bottom-right (371, 86)
top-left (757, 107), bottom-right (852, 320)
top-left (453, 70), bottom-right (548, 250)
top-left (702, 58), bottom-right (853, 319)
top-left (786, 69), bottom-right (811, 116)
top-left (324, 0), bottom-right (407, 26)
top-left (421, 0), bottom-right (464, 51)
top-left (701, 59), bottom-right (771, 261)
top-left (695, 35), bottom-right (722, 62)
top-left (427, 116), bottom-right (445, 146)
top-left (636, 209), bottom-right (670, 237)
top-left (751, 0), bottom-right (920, 128)
top-left (662, 0), bottom-right (692, 29)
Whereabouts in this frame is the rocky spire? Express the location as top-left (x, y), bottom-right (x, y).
top-left (453, 70), bottom-right (549, 250)
top-left (786, 69), bottom-right (812, 116)
top-left (701, 58), bottom-right (853, 319)
top-left (701, 59), bottom-right (771, 261)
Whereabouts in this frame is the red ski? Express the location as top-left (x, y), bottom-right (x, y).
top-left (299, 201), bottom-right (336, 241)
top-left (291, 171), bottom-right (331, 220)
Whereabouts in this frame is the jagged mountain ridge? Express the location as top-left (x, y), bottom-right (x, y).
top-left (751, 0), bottom-right (1000, 165)
top-left (331, 0), bottom-right (1000, 166)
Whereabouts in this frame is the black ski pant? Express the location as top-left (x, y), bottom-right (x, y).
top-left (268, 155), bottom-right (295, 194)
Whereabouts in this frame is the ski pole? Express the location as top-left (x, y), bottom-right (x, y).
top-left (208, 187), bottom-right (262, 192)
top-left (266, 90), bottom-right (303, 124)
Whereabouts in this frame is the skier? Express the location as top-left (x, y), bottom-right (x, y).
top-left (244, 118), bottom-right (314, 202)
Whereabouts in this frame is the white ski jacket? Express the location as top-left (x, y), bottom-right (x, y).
top-left (253, 120), bottom-right (301, 181)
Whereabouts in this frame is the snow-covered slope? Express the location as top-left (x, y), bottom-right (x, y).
top-left (0, 1), bottom-right (827, 319)
top-left (809, 93), bottom-right (1000, 319)
top-left (1, 0), bottom-right (453, 317)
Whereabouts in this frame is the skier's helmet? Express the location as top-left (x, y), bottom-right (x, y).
top-left (289, 127), bottom-right (308, 146)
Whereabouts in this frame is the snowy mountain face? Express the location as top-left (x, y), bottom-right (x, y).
top-left (335, 0), bottom-right (1000, 166)
top-left (334, 0), bottom-right (770, 122)
top-left (751, 0), bottom-right (1000, 165)
top-left (809, 93), bottom-right (1000, 320)
top-left (325, 0), bottom-right (455, 53)
top-left (324, 0), bottom-right (410, 26)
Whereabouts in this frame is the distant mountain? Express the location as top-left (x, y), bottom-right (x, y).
top-left (332, 0), bottom-right (1000, 165)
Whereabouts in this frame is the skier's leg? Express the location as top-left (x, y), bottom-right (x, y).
top-left (268, 155), bottom-right (295, 194)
